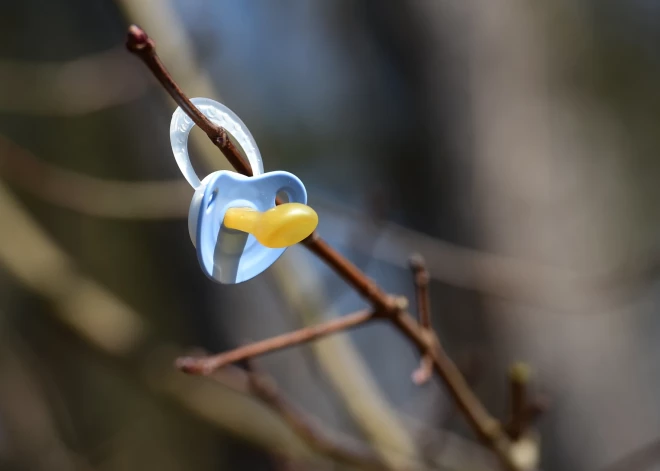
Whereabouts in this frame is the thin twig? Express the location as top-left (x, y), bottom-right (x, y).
top-left (126, 25), bottom-right (522, 470)
top-left (126, 25), bottom-right (252, 176)
top-left (176, 309), bottom-right (379, 374)
top-left (409, 254), bottom-right (434, 385)
top-left (389, 312), bottom-right (505, 444)
top-left (418, 349), bottom-right (484, 464)
top-left (302, 233), bottom-right (399, 314)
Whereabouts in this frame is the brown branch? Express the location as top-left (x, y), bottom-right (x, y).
top-left (409, 254), bottom-right (434, 385)
top-left (302, 233), bottom-right (399, 314)
top-left (389, 312), bottom-right (503, 442)
top-left (176, 309), bottom-right (378, 374)
top-left (126, 25), bottom-right (521, 471)
top-left (418, 349), bottom-right (484, 464)
top-left (126, 25), bottom-right (252, 176)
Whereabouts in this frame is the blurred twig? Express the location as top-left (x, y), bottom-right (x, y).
top-left (126, 25), bottom-right (525, 470)
top-left (0, 47), bottom-right (149, 116)
top-left (409, 254), bottom-right (434, 385)
top-left (0, 134), bottom-right (190, 219)
top-left (416, 350), bottom-right (487, 467)
top-left (0, 331), bottom-right (92, 471)
top-left (210, 360), bottom-right (389, 470)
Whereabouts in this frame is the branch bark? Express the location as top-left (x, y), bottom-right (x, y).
top-left (176, 309), bottom-right (378, 374)
top-left (126, 25), bottom-right (252, 176)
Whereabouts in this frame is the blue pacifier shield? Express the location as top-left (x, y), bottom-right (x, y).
top-left (189, 170), bottom-right (307, 284)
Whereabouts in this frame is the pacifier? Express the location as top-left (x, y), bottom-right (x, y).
top-left (170, 97), bottom-right (318, 284)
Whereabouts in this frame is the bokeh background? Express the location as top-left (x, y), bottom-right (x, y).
top-left (2, 1), bottom-right (660, 470)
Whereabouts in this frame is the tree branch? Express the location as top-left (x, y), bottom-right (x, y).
top-left (176, 309), bottom-right (378, 374)
top-left (126, 25), bottom-right (252, 176)
top-left (504, 364), bottom-right (547, 441)
top-left (126, 24), bottom-right (525, 471)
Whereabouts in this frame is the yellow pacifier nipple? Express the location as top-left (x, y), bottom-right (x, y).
top-left (223, 203), bottom-right (318, 248)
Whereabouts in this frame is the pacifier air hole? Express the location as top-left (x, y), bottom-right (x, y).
top-left (275, 188), bottom-right (291, 205)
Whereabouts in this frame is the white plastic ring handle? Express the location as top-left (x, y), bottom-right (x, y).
top-left (169, 97), bottom-right (264, 189)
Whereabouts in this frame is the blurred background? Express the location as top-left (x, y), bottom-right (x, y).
top-left (2, 1), bottom-right (660, 470)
